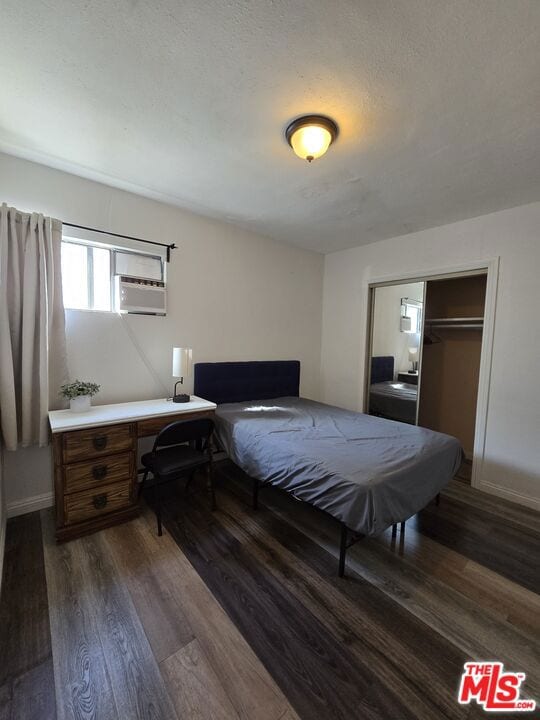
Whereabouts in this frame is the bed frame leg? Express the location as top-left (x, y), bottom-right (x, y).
top-left (435, 493), bottom-right (440, 506)
top-left (252, 479), bottom-right (259, 510)
top-left (339, 524), bottom-right (347, 577)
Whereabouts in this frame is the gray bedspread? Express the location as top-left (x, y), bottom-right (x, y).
top-left (215, 397), bottom-right (462, 535)
top-left (369, 380), bottom-right (417, 424)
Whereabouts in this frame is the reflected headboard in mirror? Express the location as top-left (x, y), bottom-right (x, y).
top-left (371, 356), bottom-right (394, 384)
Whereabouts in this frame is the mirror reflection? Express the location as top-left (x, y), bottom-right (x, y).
top-left (368, 282), bottom-right (425, 425)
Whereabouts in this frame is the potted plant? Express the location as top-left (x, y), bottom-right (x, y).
top-left (60, 380), bottom-right (101, 413)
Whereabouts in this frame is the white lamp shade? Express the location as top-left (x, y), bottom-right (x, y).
top-left (172, 347), bottom-right (192, 378)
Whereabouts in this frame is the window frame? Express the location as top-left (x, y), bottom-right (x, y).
top-left (61, 236), bottom-right (165, 313)
top-left (400, 297), bottom-right (423, 334)
top-left (112, 248), bottom-right (164, 283)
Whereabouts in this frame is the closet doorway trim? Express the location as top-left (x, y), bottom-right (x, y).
top-left (365, 257), bottom-right (499, 492)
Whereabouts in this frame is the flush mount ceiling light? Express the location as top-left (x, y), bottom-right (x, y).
top-left (285, 114), bottom-right (338, 163)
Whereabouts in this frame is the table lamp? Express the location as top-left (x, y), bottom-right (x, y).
top-left (408, 346), bottom-right (419, 373)
top-left (172, 347), bottom-right (192, 403)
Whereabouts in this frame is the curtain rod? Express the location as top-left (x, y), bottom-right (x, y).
top-left (62, 222), bottom-right (177, 262)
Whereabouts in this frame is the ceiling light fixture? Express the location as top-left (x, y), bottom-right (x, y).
top-left (285, 114), bottom-right (338, 163)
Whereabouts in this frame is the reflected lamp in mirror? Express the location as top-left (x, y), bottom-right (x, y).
top-left (408, 346), bottom-right (419, 373)
top-left (172, 347), bottom-right (192, 403)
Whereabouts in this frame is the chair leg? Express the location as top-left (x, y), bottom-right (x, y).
top-left (400, 521), bottom-right (405, 534)
top-left (138, 470), bottom-right (148, 499)
top-left (206, 435), bottom-right (216, 511)
top-left (185, 471), bottom-right (195, 495)
top-left (392, 523), bottom-right (397, 538)
top-left (154, 482), bottom-right (163, 537)
top-left (208, 464), bottom-right (216, 511)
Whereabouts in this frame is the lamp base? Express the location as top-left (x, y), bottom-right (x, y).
top-left (173, 393), bottom-right (190, 403)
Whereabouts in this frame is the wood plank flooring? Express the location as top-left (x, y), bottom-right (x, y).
top-left (0, 461), bottom-right (538, 719)
top-left (0, 512), bottom-right (56, 720)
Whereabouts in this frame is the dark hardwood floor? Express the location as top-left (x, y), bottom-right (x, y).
top-left (1, 462), bottom-right (538, 719)
top-left (0, 513), bottom-right (56, 720)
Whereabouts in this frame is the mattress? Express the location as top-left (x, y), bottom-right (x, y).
top-left (215, 396), bottom-right (462, 535)
top-left (369, 380), bottom-right (417, 424)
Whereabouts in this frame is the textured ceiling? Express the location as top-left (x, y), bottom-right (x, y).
top-left (1, 0), bottom-right (539, 253)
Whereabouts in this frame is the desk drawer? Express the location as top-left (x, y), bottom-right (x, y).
top-left (64, 480), bottom-right (132, 525)
top-left (64, 453), bottom-right (132, 494)
top-left (63, 424), bottom-right (134, 463)
top-left (138, 410), bottom-right (215, 437)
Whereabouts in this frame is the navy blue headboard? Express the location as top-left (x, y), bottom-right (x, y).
top-left (194, 361), bottom-right (300, 405)
top-left (371, 356), bottom-right (394, 384)
top-left (194, 360), bottom-right (300, 405)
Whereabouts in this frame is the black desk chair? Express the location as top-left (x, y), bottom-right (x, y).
top-left (139, 417), bottom-right (215, 536)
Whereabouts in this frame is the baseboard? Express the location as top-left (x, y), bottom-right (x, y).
top-left (7, 491), bottom-right (54, 518)
top-left (478, 480), bottom-right (540, 512)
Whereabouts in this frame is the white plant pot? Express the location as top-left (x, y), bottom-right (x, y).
top-left (70, 395), bottom-right (91, 413)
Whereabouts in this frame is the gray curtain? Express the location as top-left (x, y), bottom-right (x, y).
top-left (0, 203), bottom-right (68, 451)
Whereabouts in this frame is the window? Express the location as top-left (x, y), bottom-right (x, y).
top-left (61, 241), bottom-right (112, 311)
top-left (61, 238), bottom-right (164, 312)
top-left (400, 298), bottom-right (423, 334)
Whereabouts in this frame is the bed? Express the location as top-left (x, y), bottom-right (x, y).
top-left (194, 360), bottom-right (462, 575)
top-left (369, 355), bottom-right (417, 424)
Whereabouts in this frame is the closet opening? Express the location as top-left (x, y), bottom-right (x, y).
top-left (420, 273), bottom-right (487, 483)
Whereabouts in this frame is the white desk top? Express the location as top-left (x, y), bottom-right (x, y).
top-left (48, 396), bottom-right (216, 433)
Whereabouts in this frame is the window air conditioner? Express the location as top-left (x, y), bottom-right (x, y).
top-left (114, 275), bottom-right (167, 316)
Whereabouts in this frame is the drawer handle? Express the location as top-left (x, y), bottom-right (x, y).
top-left (93, 435), bottom-right (108, 451)
top-left (92, 465), bottom-right (108, 480)
top-left (92, 493), bottom-right (108, 509)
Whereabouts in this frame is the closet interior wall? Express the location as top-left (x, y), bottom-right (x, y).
top-left (419, 275), bottom-right (487, 460)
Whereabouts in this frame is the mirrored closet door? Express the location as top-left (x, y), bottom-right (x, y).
top-left (367, 281), bottom-right (425, 425)
top-left (367, 272), bottom-right (487, 486)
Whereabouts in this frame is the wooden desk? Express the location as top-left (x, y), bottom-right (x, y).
top-left (49, 396), bottom-right (216, 542)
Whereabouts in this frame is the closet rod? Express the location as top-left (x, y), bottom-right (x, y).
top-left (62, 222), bottom-right (177, 262)
top-left (428, 323), bottom-right (483, 329)
top-left (426, 316), bottom-right (483, 324)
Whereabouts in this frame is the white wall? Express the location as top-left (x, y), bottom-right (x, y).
top-left (372, 282), bottom-right (423, 376)
top-left (0, 152), bottom-right (324, 512)
top-left (321, 202), bottom-right (540, 510)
